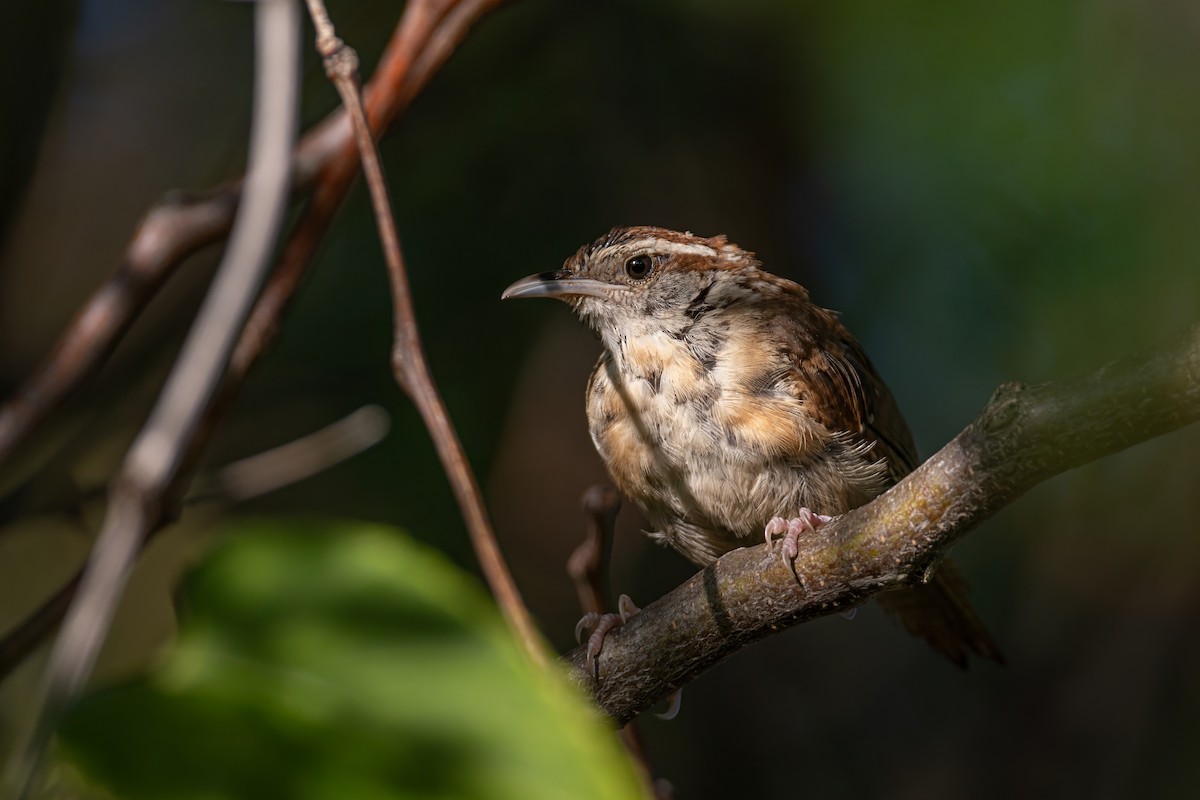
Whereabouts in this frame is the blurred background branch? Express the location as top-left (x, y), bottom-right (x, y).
top-left (0, 405), bottom-right (389, 683)
top-left (0, 0), bottom-right (509, 692)
top-left (188, 404), bottom-right (389, 505)
top-left (0, 0), bottom-right (493, 468)
top-left (10, 0), bottom-right (302, 793)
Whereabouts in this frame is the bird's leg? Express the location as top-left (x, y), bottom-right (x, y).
top-left (765, 509), bottom-right (834, 568)
top-left (575, 593), bottom-right (641, 679)
top-left (576, 594), bottom-right (686, 719)
top-left (768, 512), bottom-right (858, 620)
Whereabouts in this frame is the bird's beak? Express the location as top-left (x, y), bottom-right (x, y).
top-left (501, 271), bottom-right (619, 301)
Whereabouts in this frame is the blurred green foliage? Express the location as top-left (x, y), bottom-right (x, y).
top-left (57, 521), bottom-right (640, 800)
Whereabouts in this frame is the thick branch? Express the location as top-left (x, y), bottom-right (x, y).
top-left (565, 324), bottom-right (1200, 725)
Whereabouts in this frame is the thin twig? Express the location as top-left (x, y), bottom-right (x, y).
top-left (0, 573), bottom-right (81, 682)
top-left (0, 408), bottom-right (388, 690)
top-left (0, 0), bottom-right (506, 688)
top-left (562, 324), bottom-right (1200, 725)
top-left (188, 405), bottom-right (390, 505)
top-left (569, 487), bottom-right (668, 800)
top-left (0, 406), bottom-right (387, 684)
top-left (0, 406), bottom-right (388, 527)
top-left (569, 485), bottom-right (620, 616)
top-left (0, 189), bottom-right (237, 466)
top-left (303, 0), bottom-right (544, 666)
top-left (10, 3), bottom-right (302, 795)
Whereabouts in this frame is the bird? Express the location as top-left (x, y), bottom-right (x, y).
top-left (503, 226), bottom-right (1001, 667)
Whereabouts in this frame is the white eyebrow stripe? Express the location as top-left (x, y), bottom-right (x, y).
top-left (624, 237), bottom-right (717, 257)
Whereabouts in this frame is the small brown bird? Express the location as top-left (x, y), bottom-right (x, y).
top-left (504, 226), bottom-right (1001, 666)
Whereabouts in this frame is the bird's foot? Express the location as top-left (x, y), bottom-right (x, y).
top-left (765, 509), bottom-right (834, 568)
top-left (575, 593), bottom-right (640, 679)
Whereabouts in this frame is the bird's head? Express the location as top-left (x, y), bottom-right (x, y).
top-left (502, 226), bottom-right (771, 345)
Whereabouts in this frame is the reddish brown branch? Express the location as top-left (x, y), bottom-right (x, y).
top-left (0, 0), bottom-right (507, 683)
top-left (0, 0), bottom-right (491, 470)
top-left (569, 487), bottom-right (668, 799)
top-left (303, 0), bottom-right (544, 664)
top-left (0, 189), bottom-right (237, 464)
top-left (569, 485), bottom-right (621, 616)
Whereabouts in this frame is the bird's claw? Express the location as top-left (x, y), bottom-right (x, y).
top-left (764, 516), bottom-right (789, 546)
top-left (574, 612), bottom-right (602, 645)
top-left (765, 509), bottom-right (834, 570)
top-left (655, 688), bottom-right (684, 721)
top-left (575, 594), bottom-right (640, 679)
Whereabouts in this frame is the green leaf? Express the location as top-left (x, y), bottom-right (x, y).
top-left (58, 520), bottom-right (640, 800)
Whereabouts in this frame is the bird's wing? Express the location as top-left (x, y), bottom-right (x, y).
top-left (771, 302), bottom-right (919, 483)
top-left (762, 297), bottom-right (1001, 666)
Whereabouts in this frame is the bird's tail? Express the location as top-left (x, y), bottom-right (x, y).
top-left (875, 560), bottom-right (1004, 667)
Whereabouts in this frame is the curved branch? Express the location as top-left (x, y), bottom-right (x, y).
top-left (11, 3), bottom-right (302, 795)
top-left (0, 0), bottom-right (504, 683)
top-left (0, 0), bottom-right (480, 468)
top-left (564, 324), bottom-right (1200, 725)
top-left (303, 0), bottom-right (542, 663)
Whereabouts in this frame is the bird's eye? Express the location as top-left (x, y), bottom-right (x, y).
top-left (624, 255), bottom-right (654, 281)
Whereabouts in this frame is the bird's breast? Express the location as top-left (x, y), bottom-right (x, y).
top-left (587, 329), bottom-right (869, 548)
top-left (586, 333), bottom-right (716, 498)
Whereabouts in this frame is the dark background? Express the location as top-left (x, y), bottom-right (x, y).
top-left (2, 1), bottom-right (1199, 797)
